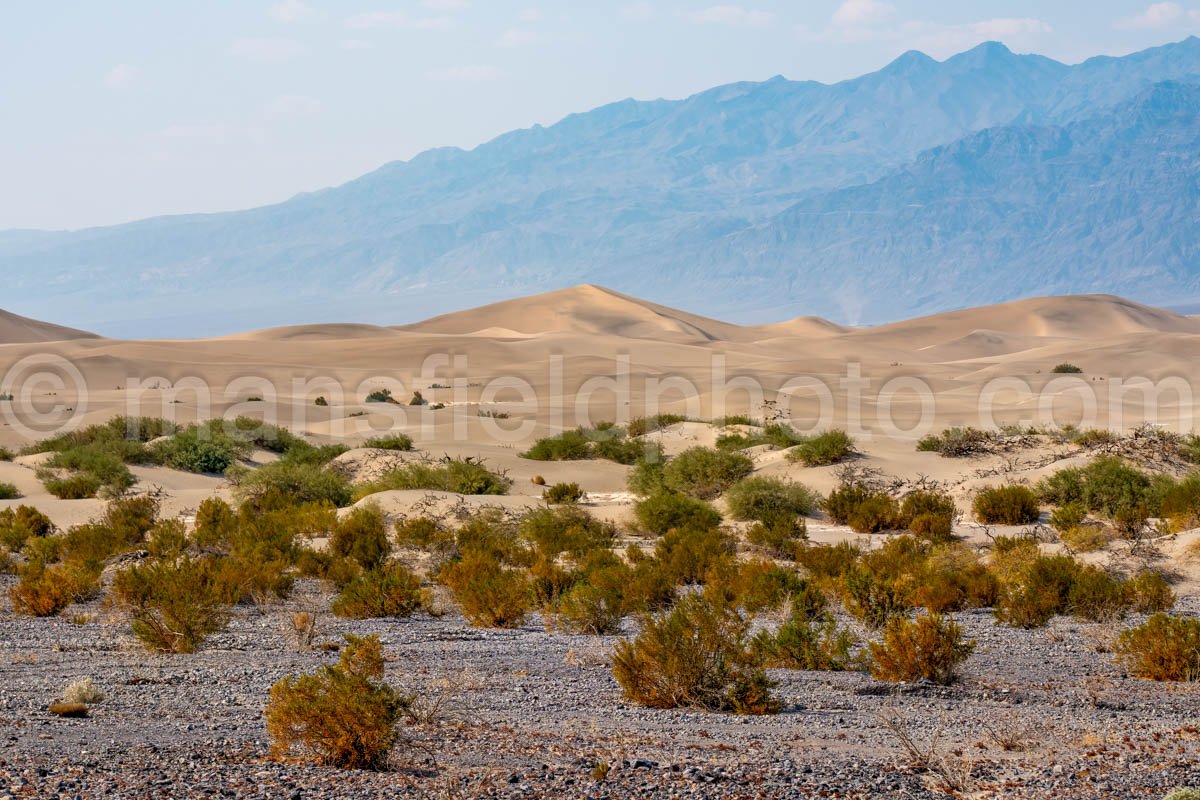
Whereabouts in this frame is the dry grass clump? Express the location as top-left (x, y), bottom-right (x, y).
top-left (266, 634), bottom-right (411, 769)
top-left (62, 678), bottom-right (104, 705)
top-left (1115, 614), bottom-right (1200, 681)
top-left (1058, 524), bottom-right (1112, 553)
top-left (869, 612), bottom-right (975, 685)
top-left (611, 594), bottom-right (779, 715)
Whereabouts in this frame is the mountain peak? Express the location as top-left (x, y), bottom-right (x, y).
top-left (882, 49), bottom-right (937, 75)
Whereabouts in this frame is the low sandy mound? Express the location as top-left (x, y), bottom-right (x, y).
top-left (853, 295), bottom-right (1200, 352)
top-left (0, 309), bottom-right (98, 344)
top-left (348, 489), bottom-right (540, 520)
top-left (757, 316), bottom-right (848, 338)
top-left (396, 284), bottom-right (755, 344)
top-left (915, 329), bottom-right (1060, 361)
top-left (224, 323), bottom-right (402, 342)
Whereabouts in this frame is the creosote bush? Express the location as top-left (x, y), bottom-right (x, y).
top-left (916, 427), bottom-right (994, 458)
top-left (973, 485), bottom-right (1040, 525)
top-left (716, 422), bottom-right (805, 452)
top-left (1115, 614), bottom-right (1200, 681)
top-left (824, 483), bottom-right (902, 533)
top-left (869, 612), bottom-right (975, 685)
top-left (266, 634), bottom-right (411, 769)
top-left (521, 425), bottom-right (658, 466)
top-left (611, 595), bottom-right (779, 715)
top-left (232, 461), bottom-right (353, 508)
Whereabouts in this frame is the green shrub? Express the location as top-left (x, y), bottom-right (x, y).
top-left (1051, 363), bottom-right (1083, 374)
top-left (900, 490), bottom-right (957, 542)
top-left (1125, 570), bottom-right (1176, 613)
top-left (394, 516), bottom-right (454, 554)
top-left (440, 551), bottom-right (532, 628)
top-left (1049, 502), bottom-right (1088, 532)
top-left (705, 559), bottom-right (806, 615)
top-left (149, 421), bottom-right (248, 474)
top-left (521, 429), bottom-right (592, 461)
top-left (994, 554), bottom-right (1081, 628)
top-left (654, 527), bottom-right (735, 585)
top-left (824, 483), bottom-right (903, 533)
top-left (266, 634), bottom-right (410, 768)
top-left (0, 505), bottom-right (53, 550)
top-left (869, 613), bottom-right (975, 685)
top-left (365, 389), bottom-right (396, 404)
top-left (544, 482), bottom-right (584, 504)
top-left (1068, 566), bottom-right (1130, 622)
top-left (332, 563), bottom-right (425, 619)
top-left (795, 541), bottom-right (859, 580)
top-left (611, 594), bottom-right (778, 714)
top-left (746, 516), bottom-right (807, 559)
top-left (111, 556), bottom-right (230, 653)
top-left (661, 447), bottom-right (754, 500)
top-left (633, 492), bottom-right (721, 536)
top-left (1037, 458), bottom-right (1154, 527)
top-left (362, 433), bottom-right (414, 451)
top-left (233, 462), bottom-right (353, 508)
top-left (973, 485), bottom-right (1040, 525)
top-left (724, 475), bottom-right (819, 523)
top-left (626, 414), bottom-right (690, 437)
top-left (9, 561), bottom-right (95, 616)
top-left (1115, 614), bottom-right (1200, 681)
top-left (331, 504), bottom-right (391, 570)
top-left (0, 482), bottom-right (19, 500)
top-left (756, 611), bottom-right (858, 671)
top-left (716, 423), bottom-right (806, 452)
top-left (355, 457), bottom-right (510, 498)
top-left (626, 457), bottom-right (666, 496)
top-left (916, 427), bottom-right (994, 458)
top-left (521, 506), bottom-right (614, 559)
top-left (788, 429), bottom-right (855, 466)
top-left (279, 442), bottom-right (350, 467)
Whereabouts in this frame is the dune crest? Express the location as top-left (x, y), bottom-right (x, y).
top-left (0, 309), bottom-right (98, 345)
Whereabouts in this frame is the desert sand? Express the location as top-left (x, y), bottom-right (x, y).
top-left (2, 287), bottom-right (1200, 799)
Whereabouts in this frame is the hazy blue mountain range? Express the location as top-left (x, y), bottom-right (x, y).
top-left (2, 37), bottom-right (1199, 337)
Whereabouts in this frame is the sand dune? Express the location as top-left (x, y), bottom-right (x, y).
top-left (399, 284), bottom-right (767, 343)
top-left (0, 309), bottom-right (97, 344)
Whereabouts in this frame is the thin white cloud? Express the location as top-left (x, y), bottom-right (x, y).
top-left (832, 0), bottom-right (895, 27)
top-left (104, 64), bottom-right (137, 89)
top-left (496, 27), bottom-right (541, 46)
top-left (340, 38), bottom-right (374, 50)
top-left (620, 2), bottom-right (655, 21)
top-left (231, 37), bottom-right (307, 62)
top-left (423, 0), bottom-right (470, 9)
top-left (799, 14), bottom-right (1052, 57)
top-left (428, 64), bottom-right (504, 81)
top-left (690, 5), bottom-right (774, 27)
top-left (345, 11), bottom-right (453, 29)
top-left (1115, 2), bottom-right (1200, 28)
top-left (270, 0), bottom-right (316, 23)
top-left (971, 18), bottom-right (1052, 37)
top-left (264, 94), bottom-right (322, 117)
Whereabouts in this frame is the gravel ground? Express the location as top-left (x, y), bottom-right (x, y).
top-left (1, 578), bottom-right (1198, 799)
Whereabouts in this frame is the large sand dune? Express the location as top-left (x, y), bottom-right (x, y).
top-left (0, 309), bottom-right (97, 344)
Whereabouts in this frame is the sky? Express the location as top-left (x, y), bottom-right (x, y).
top-left (2, 1), bottom-right (1197, 231)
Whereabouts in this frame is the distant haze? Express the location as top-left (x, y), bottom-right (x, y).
top-left (1, 35), bottom-right (1198, 337)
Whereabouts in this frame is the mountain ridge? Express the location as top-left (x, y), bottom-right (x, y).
top-left (2, 38), bottom-right (1199, 337)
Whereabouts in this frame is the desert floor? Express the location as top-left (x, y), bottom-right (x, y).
top-left (1, 287), bottom-right (1199, 798)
